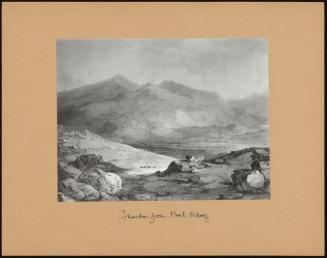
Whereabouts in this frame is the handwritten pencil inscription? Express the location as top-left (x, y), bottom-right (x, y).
top-left (120, 209), bottom-right (210, 224)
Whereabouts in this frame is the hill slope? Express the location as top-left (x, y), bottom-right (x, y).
top-left (58, 75), bottom-right (267, 143)
top-left (58, 128), bottom-right (176, 175)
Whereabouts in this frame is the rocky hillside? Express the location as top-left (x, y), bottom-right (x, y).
top-left (58, 128), bottom-right (270, 201)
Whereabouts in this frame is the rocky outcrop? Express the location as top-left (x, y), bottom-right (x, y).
top-left (156, 159), bottom-right (210, 176)
top-left (164, 160), bottom-right (193, 173)
top-left (69, 154), bottom-right (125, 172)
top-left (59, 178), bottom-right (100, 201)
top-left (208, 147), bottom-right (270, 164)
top-left (76, 169), bottom-right (122, 195)
top-left (70, 154), bottom-right (103, 169)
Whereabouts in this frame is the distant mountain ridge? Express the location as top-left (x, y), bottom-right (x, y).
top-left (227, 92), bottom-right (268, 123)
top-left (58, 74), bottom-right (268, 143)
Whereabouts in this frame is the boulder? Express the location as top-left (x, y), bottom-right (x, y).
top-left (231, 168), bottom-right (266, 193)
top-left (59, 178), bottom-right (100, 200)
top-left (247, 170), bottom-right (265, 188)
top-left (77, 169), bottom-right (122, 194)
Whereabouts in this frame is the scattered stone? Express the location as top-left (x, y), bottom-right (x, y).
top-left (59, 178), bottom-right (100, 200)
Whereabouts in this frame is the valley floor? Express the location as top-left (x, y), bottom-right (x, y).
top-left (57, 129), bottom-right (270, 201)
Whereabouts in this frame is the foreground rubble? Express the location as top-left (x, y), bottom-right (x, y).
top-left (58, 129), bottom-right (270, 201)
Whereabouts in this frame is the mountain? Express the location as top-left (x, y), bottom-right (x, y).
top-left (58, 74), bottom-right (267, 143)
top-left (227, 93), bottom-right (269, 124)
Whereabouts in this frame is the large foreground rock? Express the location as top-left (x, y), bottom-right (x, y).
top-left (77, 169), bottom-right (122, 194)
top-left (247, 171), bottom-right (265, 188)
top-left (231, 168), bottom-right (266, 193)
top-left (59, 178), bottom-right (100, 200)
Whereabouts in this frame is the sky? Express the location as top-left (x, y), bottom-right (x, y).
top-left (57, 38), bottom-right (268, 99)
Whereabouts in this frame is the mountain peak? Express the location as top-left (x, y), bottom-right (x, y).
top-left (160, 80), bottom-right (178, 85)
top-left (96, 74), bottom-right (140, 90)
top-left (110, 73), bottom-right (130, 82)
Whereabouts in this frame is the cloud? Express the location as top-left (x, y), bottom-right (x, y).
top-left (57, 38), bottom-right (268, 98)
top-left (57, 70), bottom-right (85, 91)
